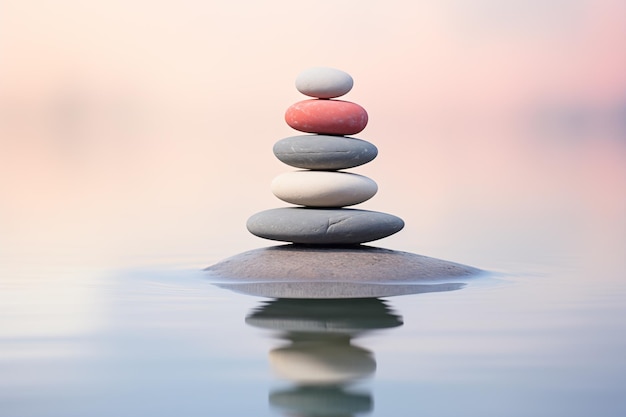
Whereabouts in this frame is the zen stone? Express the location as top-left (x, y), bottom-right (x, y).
top-left (246, 208), bottom-right (404, 244)
top-left (295, 67), bottom-right (354, 99)
top-left (273, 135), bottom-right (378, 170)
top-left (205, 245), bottom-right (482, 299)
top-left (271, 171), bottom-right (377, 207)
top-left (285, 99), bottom-right (368, 136)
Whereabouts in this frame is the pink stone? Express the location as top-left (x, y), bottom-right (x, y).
top-left (285, 99), bottom-right (368, 135)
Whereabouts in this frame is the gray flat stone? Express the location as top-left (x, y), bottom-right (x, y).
top-left (205, 244), bottom-right (481, 298)
top-left (247, 208), bottom-right (404, 245)
top-left (273, 135), bottom-right (377, 170)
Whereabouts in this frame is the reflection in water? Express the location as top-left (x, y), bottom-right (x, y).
top-left (269, 336), bottom-right (376, 385)
top-left (246, 298), bottom-right (403, 416)
top-left (221, 280), bottom-right (466, 299)
top-left (270, 386), bottom-right (373, 416)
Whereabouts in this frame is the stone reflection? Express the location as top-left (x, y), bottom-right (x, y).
top-left (246, 298), bottom-right (403, 416)
top-left (270, 386), bottom-right (372, 417)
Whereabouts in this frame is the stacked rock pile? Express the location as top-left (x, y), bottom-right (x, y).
top-left (246, 67), bottom-right (405, 245)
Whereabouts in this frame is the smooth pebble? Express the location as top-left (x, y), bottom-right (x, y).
top-left (271, 171), bottom-right (377, 207)
top-left (295, 67), bottom-right (354, 99)
top-left (285, 99), bottom-right (368, 136)
top-left (246, 208), bottom-right (404, 245)
top-left (273, 135), bottom-right (377, 170)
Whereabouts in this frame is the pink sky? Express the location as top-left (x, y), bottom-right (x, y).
top-left (1, 0), bottom-right (625, 268)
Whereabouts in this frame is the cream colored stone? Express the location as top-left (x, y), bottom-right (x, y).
top-left (271, 171), bottom-right (377, 207)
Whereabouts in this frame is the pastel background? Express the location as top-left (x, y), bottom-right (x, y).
top-left (1, 0), bottom-right (625, 271)
top-left (2, 3), bottom-right (626, 416)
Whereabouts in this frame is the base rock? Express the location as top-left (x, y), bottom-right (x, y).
top-left (205, 244), bottom-right (481, 298)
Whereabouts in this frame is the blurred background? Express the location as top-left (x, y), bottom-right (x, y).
top-left (1, 0), bottom-right (625, 271)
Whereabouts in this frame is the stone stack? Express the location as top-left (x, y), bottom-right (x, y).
top-left (246, 67), bottom-right (404, 245)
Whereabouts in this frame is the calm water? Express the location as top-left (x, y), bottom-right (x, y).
top-left (1, 241), bottom-right (625, 417)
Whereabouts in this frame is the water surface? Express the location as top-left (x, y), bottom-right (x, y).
top-left (2, 247), bottom-right (625, 417)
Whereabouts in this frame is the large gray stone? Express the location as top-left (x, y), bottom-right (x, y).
top-left (205, 244), bottom-right (481, 298)
top-left (246, 207), bottom-right (404, 244)
top-left (273, 135), bottom-right (377, 170)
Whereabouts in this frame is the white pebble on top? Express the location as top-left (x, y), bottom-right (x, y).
top-left (295, 67), bottom-right (354, 99)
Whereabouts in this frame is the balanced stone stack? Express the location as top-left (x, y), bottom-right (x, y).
top-left (246, 67), bottom-right (405, 245)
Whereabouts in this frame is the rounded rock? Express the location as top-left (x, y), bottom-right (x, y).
top-left (206, 245), bottom-right (482, 299)
top-left (271, 171), bottom-right (377, 207)
top-left (246, 208), bottom-right (404, 245)
top-left (295, 67), bottom-right (354, 99)
top-left (285, 99), bottom-right (368, 136)
top-left (273, 135), bottom-right (378, 170)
